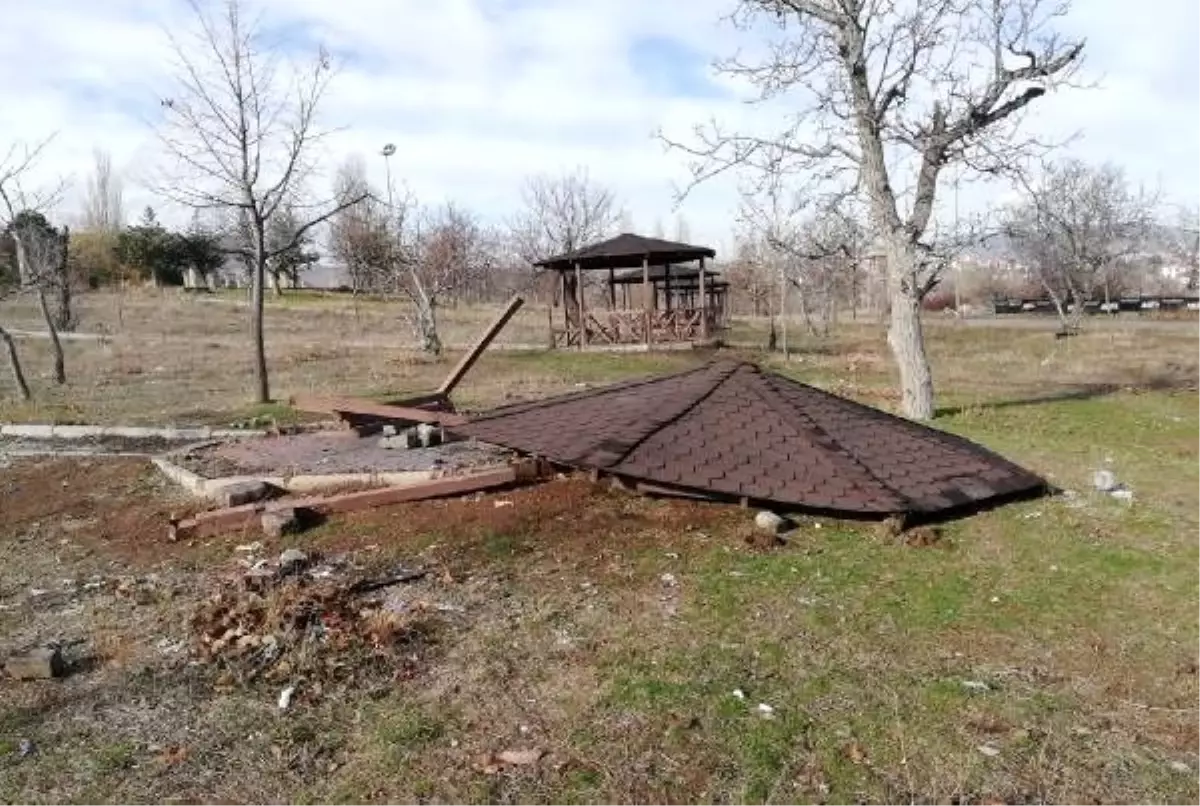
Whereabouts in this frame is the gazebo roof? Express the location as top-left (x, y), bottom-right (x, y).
top-left (609, 265), bottom-right (725, 285)
top-left (534, 233), bottom-right (716, 271)
top-left (454, 360), bottom-right (1047, 520)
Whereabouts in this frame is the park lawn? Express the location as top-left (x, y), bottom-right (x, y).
top-left (0, 291), bottom-right (1196, 802)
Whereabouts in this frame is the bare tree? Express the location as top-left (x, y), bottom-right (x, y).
top-left (510, 168), bottom-right (619, 320)
top-left (1004, 159), bottom-right (1156, 329)
top-left (1166, 205), bottom-right (1199, 292)
top-left (83, 148), bottom-right (124, 232)
top-left (153, 0), bottom-right (366, 403)
top-left (329, 156), bottom-right (392, 295)
top-left (662, 0), bottom-right (1085, 418)
top-left (9, 212), bottom-right (70, 383)
top-left (397, 202), bottom-right (496, 354)
top-left (1, 137), bottom-right (69, 395)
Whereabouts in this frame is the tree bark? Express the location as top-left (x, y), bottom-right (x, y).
top-left (35, 288), bottom-right (66, 385)
top-left (885, 246), bottom-right (934, 420)
top-left (55, 226), bottom-right (74, 332)
top-left (0, 324), bottom-right (31, 400)
top-left (415, 300), bottom-right (442, 355)
top-left (251, 234), bottom-right (270, 403)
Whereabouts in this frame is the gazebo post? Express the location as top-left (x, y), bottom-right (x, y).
top-left (643, 256), bottom-right (651, 349)
top-left (560, 269), bottom-right (569, 347)
top-left (608, 267), bottom-right (615, 310)
top-left (699, 256), bottom-right (708, 340)
top-left (575, 261), bottom-right (587, 350)
top-left (664, 264), bottom-right (672, 313)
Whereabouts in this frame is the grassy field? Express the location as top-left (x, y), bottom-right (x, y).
top-left (0, 291), bottom-right (1197, 803)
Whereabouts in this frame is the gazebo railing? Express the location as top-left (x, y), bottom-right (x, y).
top-left (554, 307), bottom-right (722, 347)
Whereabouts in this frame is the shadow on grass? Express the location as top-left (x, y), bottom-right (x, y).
top-left (935, 376), bottom-right (1198, 418)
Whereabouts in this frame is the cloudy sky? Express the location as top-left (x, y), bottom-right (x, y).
top-left (1, 0), bottom-right (1196, 258)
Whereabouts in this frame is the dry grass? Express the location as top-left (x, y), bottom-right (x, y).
top-left (0, 292), bottom-right (1197, 803)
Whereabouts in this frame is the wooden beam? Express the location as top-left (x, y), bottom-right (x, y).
top-left (643, 256), bottom-right (651, 349)
top-left (437, 295), bottom-right (524, 397)
top-left (699, 256), bottom-right (708, 340)
top-left (608, 266), bottom-right (616, 310)
top-left (169, 461), bottom-right (547, 540)
top-left (290, 394), bottom-right (469, 427)
top-left (576, 262), bottom-right (587, 350)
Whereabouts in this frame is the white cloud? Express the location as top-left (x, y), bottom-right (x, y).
top-left (1, 0), bottom-right (1195, 261)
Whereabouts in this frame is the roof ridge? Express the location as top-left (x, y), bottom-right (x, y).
top-left (462, 360), bottom-right (735, 423)
top-left (593, 359), bottom-right (745, 467)
top-left (744, 367), bottom-right (913, 509)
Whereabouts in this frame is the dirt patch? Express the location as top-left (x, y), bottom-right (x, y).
top-left (172, 432), bottom-right (511, 479)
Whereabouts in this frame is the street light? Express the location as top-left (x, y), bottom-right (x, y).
top-left (380, 143), bottom-right (396, 208)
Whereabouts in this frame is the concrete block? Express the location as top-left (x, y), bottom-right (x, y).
top-left (261, 507), bottom-right (302, 538)
top-left (1, 424), bottom-right (54, 438)
top-left (5, 646), bottom-right (65, 680)
top-left (214, 480), bottom-right (274, 508)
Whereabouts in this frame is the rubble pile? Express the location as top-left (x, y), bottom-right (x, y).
top-left (190, 553), bottom-right (443, 691)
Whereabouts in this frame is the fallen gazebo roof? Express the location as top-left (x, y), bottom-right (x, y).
top-left (453, 360), bottom-right (1048, 521)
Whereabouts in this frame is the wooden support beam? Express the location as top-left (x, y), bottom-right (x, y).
top-left (608, 267), bottom-right (616, 310)
top-left (291, 394), bottom-right (469, 427)
top-left (576, 262), bottom-right (587, 350)
top-left (169, 461), bottom-right (547, 541)
top-left (437, 295), bottom-right (524, 397)
top-left (699, 256), bottom-right (708, 340)
top-left (643, 256), bottom-right (651, 349)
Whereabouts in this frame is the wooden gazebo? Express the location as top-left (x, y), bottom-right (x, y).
top-left (536, 233), bottom-right (721, 349)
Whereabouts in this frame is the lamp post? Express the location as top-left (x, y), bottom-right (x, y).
top-left (380, 143), bottom-right (396, 209)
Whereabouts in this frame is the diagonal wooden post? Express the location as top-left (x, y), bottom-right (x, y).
top-left (437, 295), bottom-right (524, 397)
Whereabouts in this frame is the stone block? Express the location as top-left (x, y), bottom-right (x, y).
top-left (5, 646), bottom-right (65, 680)
top-left (214, 480), bottom-right (273, 508)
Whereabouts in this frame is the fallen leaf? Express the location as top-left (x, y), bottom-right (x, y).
top-left (158, 745), bottom-right (189, 765)
top-left (497, 748), bottom-right (544, 766)
top-left (842, 741), bottom-right (868, 765)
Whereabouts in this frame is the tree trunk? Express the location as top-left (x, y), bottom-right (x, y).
top-left (882, 238), bottom-right (935, 418)
top-left (55, 226), bottom-right (74, 332)
top-left (415, 300), bottom-right (442, 355)
top-left (271, 270), bottom-right (283, 297)
top-left (36, 288), bottom-right (66, 385)
top-left (251, 236), bottom-right (270, 403)
top-left (0, 324), bottom-right (31, 400)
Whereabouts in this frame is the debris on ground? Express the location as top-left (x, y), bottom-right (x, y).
top-left (215, 480), bottom-right (277, 508)
top-left (4, 645), bottom-right (65, 680)
top-left (261, 508), bottom-right (302, 539)
top-left (961, 680), bottom-right (991, 693)
top-left (475, 748), bottom-right (545, 773)
top-left (902, 525), bottom-right (946, 548)
top-left (977, 744), bottom-right (1001, 757)
top-left (191, 561), bottom-right (440, 693)
top-left (278, 548), bottom-right (309, 576)
top-left (754, 510), bottom-right (791, 535)
top-left (1092, 469), bottom-right (1118, 492)
top-left (278, 684), bottom-right (296, 710)
top-left (756, 703), bottom-right (776, 719)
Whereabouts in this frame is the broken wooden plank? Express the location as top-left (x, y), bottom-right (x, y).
top-left (168, 460), bottom-right (547, 541)
top-left (436, 295), bottom-right (524, 396)
top-left (290, 394), bottom-right (469, 427)
top-left (635, 481), bottom-right (723, 502)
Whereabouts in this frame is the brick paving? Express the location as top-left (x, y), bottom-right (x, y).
top-left (455, 360), bottom-right (1047, 518)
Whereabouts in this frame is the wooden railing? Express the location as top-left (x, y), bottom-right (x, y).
top-left (555, 308), bottom-right (722, 347)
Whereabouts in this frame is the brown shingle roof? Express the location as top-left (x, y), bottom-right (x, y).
top-left (454, 360), bottom-right (1047, 519)
top-left (534, 233), bottom-right (716, 271)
